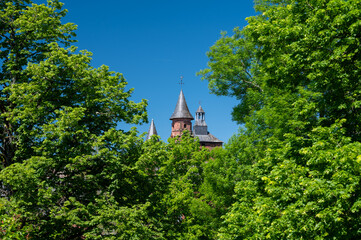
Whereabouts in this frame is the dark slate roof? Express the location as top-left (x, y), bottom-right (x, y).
top-left (170, 90), bottom-right (194, 120)
top-left (194, 132), bottom-right (223, 143)
top-left (196, 105), bottom-right (205, 113)
top-left (146, 119), bottom-right (158, 140)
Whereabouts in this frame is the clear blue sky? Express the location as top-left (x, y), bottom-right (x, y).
top-left (42, 0), bottom-right (256, 143)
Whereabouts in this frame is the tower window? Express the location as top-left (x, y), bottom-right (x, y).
top-left (184, 124), bottom-right (186, 128)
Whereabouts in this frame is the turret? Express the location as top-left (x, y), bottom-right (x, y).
top-left (170, 90), bottom-right (194, 137)
top-left (192, 104), bottom-right (223, 149)
top-left (146, 119), bottom-right (158, 140)
top-left (194, 105), bottom-right (207, 135)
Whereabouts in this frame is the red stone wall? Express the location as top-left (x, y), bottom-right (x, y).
top-left (170, 118), bottom-right (193, 137)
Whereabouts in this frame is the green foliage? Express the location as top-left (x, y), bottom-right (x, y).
top-left (199, 0), bottom-right (361, 139)
top-left (0, 198), bottom-right (32, 239)
top-left (220, 120), bottom-right (361, 239)
top-left (3, 0), bottom-right (361, 238)
top-left (0, 0), bottom-right (75, 168)
top-left (0, 0), bottom-right (153, 238)
top-left (200, 0), bottom-right (361, 239)
top-left (153, 133), bottom-right (213, 239)
top-left (138, 133), bottom-right (224, 239)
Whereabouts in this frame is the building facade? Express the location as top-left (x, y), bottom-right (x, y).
top-left (169, 90), bottom-right (222, 150)
top-left (146, 89), bottom-right (223, 150)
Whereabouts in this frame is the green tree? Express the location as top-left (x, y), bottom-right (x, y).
top-left (199, 0), bottom-right (361, 238)
top-left (0, 0), bottom-right (153, 239)
top-left (199, 0), bottom-right (361, 140)
top-left (220, 119), bottom-right (361, 239)
top-left (0, 0), bottom-right (76, 168)
top-left (139, 133), bottom-right (221, 239)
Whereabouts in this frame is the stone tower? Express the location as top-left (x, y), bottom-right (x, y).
top-left (170, 90), bottom-right (194, 137)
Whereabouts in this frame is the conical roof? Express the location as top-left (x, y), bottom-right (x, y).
top-left (146, 119), bottom-right (158, 140)
top-left (170, 90), bottom-right (194, 120)
top-left (196, 105), bottom-right (205, 113)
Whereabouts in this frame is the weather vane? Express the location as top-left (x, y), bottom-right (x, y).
top-left (178, 75), bottom-right (184, 89)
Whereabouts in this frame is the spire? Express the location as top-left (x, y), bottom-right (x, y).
top-left (170, 90), bottom-right (194, 120)
top-left (196, 105), bottom-right (205, 113)
top-left (146, 119), bottom-right (158, 140)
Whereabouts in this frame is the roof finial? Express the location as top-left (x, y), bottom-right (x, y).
top-left (179, 75), bottom-right (184, 89)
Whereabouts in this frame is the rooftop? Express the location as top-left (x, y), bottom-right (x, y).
top-left (170, 90), bottom-right (194, 120)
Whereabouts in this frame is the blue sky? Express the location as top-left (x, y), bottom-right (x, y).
top-left (44, 0), bottom-right (256, 143)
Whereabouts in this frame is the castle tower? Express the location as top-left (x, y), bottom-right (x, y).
top-left (194, 105), bottom-right (207, 135)
top-left (193, 105), bottom-right (223, 150)
top-left (170, 90), bottom-right (194, 137)
top-left (146, 119), bottom-right (158, 140)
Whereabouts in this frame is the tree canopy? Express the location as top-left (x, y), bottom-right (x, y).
top-left (199, 0), bottom-right (361, 238)
top-left (0, 0), bottom-right (149, 238)
top-left (199, 0), bottom-right (361, 136)
top-left (2, 0), bottom-right (361, 239)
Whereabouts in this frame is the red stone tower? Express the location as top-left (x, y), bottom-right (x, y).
top-left (170, 90), bottom-right (194, 137)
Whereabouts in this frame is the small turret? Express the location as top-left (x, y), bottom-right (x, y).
top-left (192, 104), bottom-right (223, 149)
top-left (146, 119), bottom-right (158, 140)
top-left (194, 105), bottom-right (207, 135)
